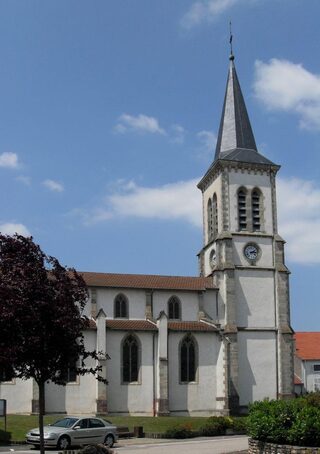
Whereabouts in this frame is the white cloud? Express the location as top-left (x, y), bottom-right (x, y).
top-left (181, 0), bottom-right (240, 29)
top-left (0, 152), bottom-right (19, 168)
top-left (16, 175), bottom-right (31, 186)
top-left (77, 179), bottom-right (201, 227)
top-left (171, 124), bottom-right (186, 144)
top-left (254, 59), bottom-right (320, 130)
top-left (114, 114), bottom-right (166, 135)
top-left (43, 179), bottom-right (64, 193)
top-left (75, 174), bottom-right (320, 266)
top-left (0, 222), bottom-right (31, 236)
top-left (108, 179), bottom-right (201, 226)
top-left (197, 130), bottom-right (216, 158)
top-left (277, 178), bottom-right (320, 265)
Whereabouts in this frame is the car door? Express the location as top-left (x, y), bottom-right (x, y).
top-left (88, 418), bottom-right (107, 443)
top-left (71, 418), bottom-right (91, 445)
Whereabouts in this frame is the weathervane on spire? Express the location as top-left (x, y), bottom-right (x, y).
top-left (229, 21), bottom-right (234, 61)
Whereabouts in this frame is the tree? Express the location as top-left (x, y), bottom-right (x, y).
top-left (0, 234), bottom-right (107, 454)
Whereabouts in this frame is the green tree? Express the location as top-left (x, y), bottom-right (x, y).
top-left (0, 234), bottom-right (107, 454)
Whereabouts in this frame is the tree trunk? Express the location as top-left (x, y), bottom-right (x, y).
top-left (38, 380), bottom-right (45, 454)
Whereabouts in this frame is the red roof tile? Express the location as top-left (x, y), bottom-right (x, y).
top-left (106, 319), bottom-right (157, 331)
top-left (294, 332), bottom-right (320, 360)
top-left (87, 319), bottom-right (97, 329)
top-left (168, 321), bottom-right (218, 332)
top-left (80, 272), bottom-right (216, 291)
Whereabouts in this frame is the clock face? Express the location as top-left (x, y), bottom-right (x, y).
top-left (244, 244), bottom-right (259, 261)
top-left (209, 248), bottom-right (216, 268)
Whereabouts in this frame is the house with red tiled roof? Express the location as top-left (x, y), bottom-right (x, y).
top-left (294, 333), bottom-right (320, 394)
top-left (0, 51), bottom-right (294, 417)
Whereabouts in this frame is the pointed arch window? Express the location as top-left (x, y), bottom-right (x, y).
top-left (180, 334), bottom-right (197, 383)
top-left (114, 293), bottom-right (128, 318)
top-left (122, 334), bottom-right (139, 383)
top-left (238, 188), bottom-right (247, 231)
top-left (207, 198), bottom-right (213, 241)
top-left (252, 189), bottom-right (261, 231)
top-left (212, 193), bottom-right (218, 238)
top-left (168, 296), bottom-right (181, 320)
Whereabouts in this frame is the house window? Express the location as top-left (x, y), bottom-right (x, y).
top-left (114, 293), bottom-right (128, 318)
top-left (238, 188), bottom-right (247, 230)
top-left (252, 189), bottom-right (261, 231)
top-left (207, 199), bottom-right (213, 241)
top-left (314, 364), bottom-right (320, 372)
top-left (168, 296), bottom-right (181, 320)
top-left (122, 334), bottom-right (139, 383)
top-left (212, 193), bottom-right (218, 238)
top-left (180, 334), bottom-right (197, 383)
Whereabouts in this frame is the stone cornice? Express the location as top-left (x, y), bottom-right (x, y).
top-left (197, 159), bottom-right (280, 192)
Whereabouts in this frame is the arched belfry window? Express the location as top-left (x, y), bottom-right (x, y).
top-left (238, 188), bottom-right (247, 231)
top-left (168, 296), bottom-right (181, 320)
top-left (114, 293), bottom-right (128, 318)
top-left (212, 193), bottom-right (218, 238)
top-left (207, 198), bottom-right (213, 241)
top-left (180, 334), bottom-right (197, 383)
top-left (252, 189), bottom-right (261, 231)
top-left (122, 334), bottom-right (139, 383)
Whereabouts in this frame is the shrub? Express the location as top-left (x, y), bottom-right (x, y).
top-left (164, 423), bottom-right (195, 439)
top-left (199, 416), bottom-right (230, 436)
top-left (229, 417), bottom-right (248, 433)
top-left (305, 391), bottom-right (320, 409)
top-left (0, 430), bottom-right (11, 443)
top-left (247, 396), bottom-right (320, 447)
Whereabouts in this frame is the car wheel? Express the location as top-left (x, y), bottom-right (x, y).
top-left (104, 434), bottom-right (114, 448)
top-left (57, 435), bottom-right (71, 450)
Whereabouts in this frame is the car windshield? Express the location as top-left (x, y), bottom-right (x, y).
top-left (51, 418), bottom-right (79, 428)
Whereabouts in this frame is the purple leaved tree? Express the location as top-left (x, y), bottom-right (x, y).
top-left (0, 234), bottom-right (107, 454)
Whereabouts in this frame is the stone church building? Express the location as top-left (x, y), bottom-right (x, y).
top-left (0, 53), bottom-right (294, 416)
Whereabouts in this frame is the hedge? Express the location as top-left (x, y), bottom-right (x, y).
top-left (247, 392), bottom-right (320, 447)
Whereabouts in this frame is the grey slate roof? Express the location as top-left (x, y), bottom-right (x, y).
top-left (219, 148), bottom-right (275, 165)
top-left (213, 56), bottom-right (275, 166)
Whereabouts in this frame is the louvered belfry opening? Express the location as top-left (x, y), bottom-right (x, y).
top-left (252, 190), bottom-right (261, 231)
top-left (238, 189), bottom-right (247, 230)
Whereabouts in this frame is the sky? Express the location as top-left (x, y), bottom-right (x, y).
top-left (0, 0), bottom-right (320, 331)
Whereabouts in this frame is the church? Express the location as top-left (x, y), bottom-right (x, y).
top-left (0, 51), bottom-right (294, 416)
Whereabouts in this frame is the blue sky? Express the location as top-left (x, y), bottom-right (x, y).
top-left (0, 0), bottom-right (320, 330)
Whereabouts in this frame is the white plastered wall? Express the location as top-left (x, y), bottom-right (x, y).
top-left (235, 269), bottom-right (276, 328)
top-left (202, 289), bottom-right (220, 321)
top-left (0, 378), bottom-right (33, 414)
top-left (153, 291), bottom-right (199, 321)
top-left (45, 330), bottom-right (97, 414)
top-left (168, 332), bottom-right (219, 415)
top-left (238, 331), bottom-right (277, 405)
top-left (92, 288), bottom-right (146, 320)
top-left (302, 360), bottom-right (320, 392)
top-left (106, 330), bottom-right (154, 415)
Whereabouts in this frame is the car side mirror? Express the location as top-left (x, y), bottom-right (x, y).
top-left (74, 425), bottom-right (81, 430)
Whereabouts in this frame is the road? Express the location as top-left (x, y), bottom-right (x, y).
top-left (0, 436), bottom-right (248, 454)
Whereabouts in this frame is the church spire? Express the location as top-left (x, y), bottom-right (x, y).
top-left (214, 51), bottom-right (258, 161)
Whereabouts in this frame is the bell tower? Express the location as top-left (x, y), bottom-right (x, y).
top-left (198, 51), bottom-right (294, 412)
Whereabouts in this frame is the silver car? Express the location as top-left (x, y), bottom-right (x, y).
top-left (26, 416), bottom-right (118, 449)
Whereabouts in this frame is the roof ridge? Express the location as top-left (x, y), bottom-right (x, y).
top-left (80, 271), bottom-right (209, 279)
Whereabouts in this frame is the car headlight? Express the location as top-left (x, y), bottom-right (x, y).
top-left (44, 432), bottom-right (55, 439)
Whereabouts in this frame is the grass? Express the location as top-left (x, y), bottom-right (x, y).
top-left (0, 415), bottom-right (208, 442)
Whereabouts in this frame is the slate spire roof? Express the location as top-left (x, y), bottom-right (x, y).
top-left (213, 53), bottom-right (275, 166)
